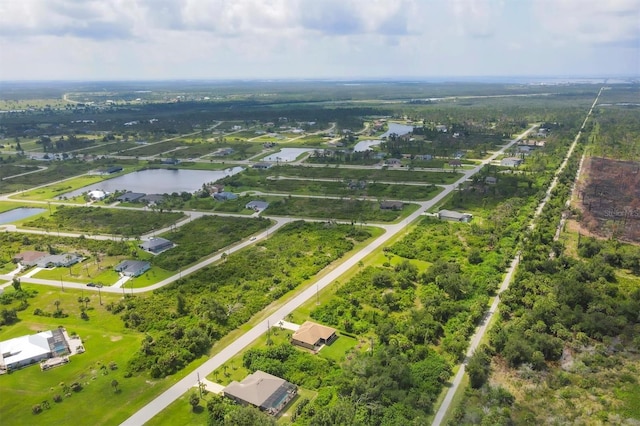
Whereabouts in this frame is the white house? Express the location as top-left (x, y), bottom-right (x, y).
top-left (438, 209), bottom-right (473, 223)
top-left (0, 329), bottom-right (70, 372)
top-left (87, 190), bottom-right (108, 200)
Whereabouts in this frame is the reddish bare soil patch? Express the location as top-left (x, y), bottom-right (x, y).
top-left (577, 157), bottom-right (640, 242)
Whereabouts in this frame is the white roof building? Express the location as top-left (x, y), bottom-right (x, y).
top-left (87, 190), bottom-right (108, 200)
top-left (0, 329), bottom-right (69, 371)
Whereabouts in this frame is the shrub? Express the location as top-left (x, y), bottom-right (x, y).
top-left (53, 394), bottom-right (63, 403)
top-left (32, 404), bottom-right (42, 414)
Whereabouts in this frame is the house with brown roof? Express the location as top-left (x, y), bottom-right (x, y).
top-left (223, 370), bottom-right (297, 416)
top-left (291, 321), bottom-right (338, 350)
top-left (13, 251), bottom-right (48, 267)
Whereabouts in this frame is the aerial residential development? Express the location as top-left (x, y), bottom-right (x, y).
top-left (0, 1), bottom-right (638, 425)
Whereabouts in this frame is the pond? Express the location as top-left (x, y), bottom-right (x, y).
top-left (0, 207), bottom-right (47, 224)
top-left (59, 167), bottom-right (245, 198)
top-left (380, 122), bottom-right (414, 138)
top-left (261, 148), bottom-right (312, 162)
top-left (353, 140), bottom-right (382, 152)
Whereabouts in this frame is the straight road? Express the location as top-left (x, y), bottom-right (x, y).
top-left (431, 87), bottom-right (603, 426)
top-left (120, 124), bottom-right (537, 426)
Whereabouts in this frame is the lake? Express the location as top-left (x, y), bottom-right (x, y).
top-left (380, 122), bottom-right (414, 138)
top-left (0, 207), bottom-right (47, 224)
top-left (59, 167), bottom-right (244, 198)
top-left (261, 148), bottom-right (311, 162)
top-left (353, 140), bottom-right (382, 152)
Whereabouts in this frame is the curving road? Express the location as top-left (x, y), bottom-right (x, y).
top-left (120, 124), bottom-right (537, 426)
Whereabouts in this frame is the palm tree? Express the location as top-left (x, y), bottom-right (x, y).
top-left (54, 300), bottom-right (61, 314)
top-left (111, 379), bottom-right (119, 393)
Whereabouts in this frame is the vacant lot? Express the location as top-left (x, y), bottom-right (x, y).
top-left (578, 157), bottom-right (640, 242)
top-left (24, 206), bottom-right (184, 237)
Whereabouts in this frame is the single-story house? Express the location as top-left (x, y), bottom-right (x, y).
top-left (484, 176), bottom-right (498, 185)
top-left (501, 157), bottom-right (523, 167)
top-left (415, 154), bottom-right (433, 161)
top-left (116, 192), bottom-right (146, 202)
top-left (87, 190), bottom-right (108, 200)
top-left (384, 158), bottom-right (402, 167)
top-left (162, 158), bottom-right (180, 165)
top-left (246, 200), bottom-right (270, 211)
top-left (435, 124), bottom-right (448, 132)
top-left (0, 328), bottom-right (70, 372)
top-left (209, 184), bottom-right (225, 194)
top-left (291, 321), bottom-right (338, 350)
top-left (114, 260), bottom-right (151, 277)
top-left (213, 191), bottom-right (238, 201)
top-left (223, 370), bottom-right (297, 416)
top-left (438, 209), bottom-right (473, 223)
top-left (13, 251), bottom-right (48, 267)
top-left (449, 159), bottom-right (462, 168)
top-left (252, 162), bottom-right (273, 170)
top-left (517, 145), bottom-right (535, 154)
top-left (139, 238), bottom-right (174, 254)
top-left (105, 166), bottom-right (123, 174)
top-left (380, 201), bottom-right (405, 210)
top-left (36, 253), bottom-right (82, 268)
top-left (140, 194), bottom-right (165, 205)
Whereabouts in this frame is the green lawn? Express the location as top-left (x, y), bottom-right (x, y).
top-left (317, 334), bottom-right (358, 363)
top-left (10, 175), bottom-right (108, 201)
top-left (0, 284), bottom-right (212, 426)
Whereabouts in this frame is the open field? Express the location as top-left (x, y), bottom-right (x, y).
top-left (0, 285), bottom-right (163, 426)
top-left (266, 197), bottom-right (417, 222)
top-left (265, 164), bottom-right (462, 184)
top-left (23, 206), bottom-right (184, 237)
top-left (219, 173), bottom-right (443, 201)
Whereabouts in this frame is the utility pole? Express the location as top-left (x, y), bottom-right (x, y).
top-left (197, 372), bottom-right (202, 398)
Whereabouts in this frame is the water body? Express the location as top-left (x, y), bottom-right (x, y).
top-left (0, 207), bottom-right (47, 224)
top-left (353, 140), bottom-right (382, 152)
top-left (59, 167), bottom-right (244, 198)
top-left (261, 148), bottom-right (311, 162)
top-left (380, 122), bottom-right (414, 138)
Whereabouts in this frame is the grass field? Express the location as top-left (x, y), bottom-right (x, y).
top-left (0, 285), bottom-right (145, 425)
top-left (10, 175), bottom-right (110, 201)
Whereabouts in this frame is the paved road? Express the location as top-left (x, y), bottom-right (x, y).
top-left (120, 125), bottom-right (537, 426)
top-left (0, 216), bottom-right (294, 294)
top-left (431, 87), bottom-right (602, 426)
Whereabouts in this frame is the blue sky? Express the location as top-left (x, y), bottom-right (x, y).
top-left (0, 0), bottom-right (638, 81)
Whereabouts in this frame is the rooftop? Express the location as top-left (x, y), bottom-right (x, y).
top-left (291, 321), bottom-right (337, 347)
top-left (223, 370), bottom-right (296, 412)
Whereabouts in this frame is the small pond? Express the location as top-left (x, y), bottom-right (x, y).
top-left (0, 207), bottom-right (47, 224)
top-left (353, 140), bottom-right (382, 152)
top-left (261, 148), bottom-right (312, 162)
top-left (380, 122), bottom-right (414, 138)
top-left (59, 167), bottom-right (244, 198)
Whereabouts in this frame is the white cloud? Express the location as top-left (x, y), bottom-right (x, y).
top-left (450, 0), bottom-right (505, 38)
top-left (0, 0), bottom-right (635, 80)
top-left (533, 0), bottom-right (640, 47)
